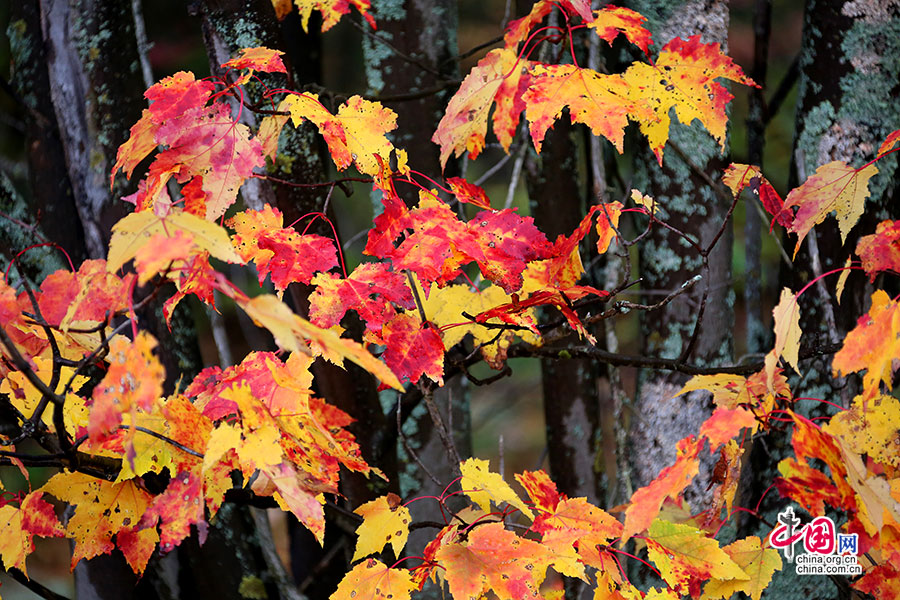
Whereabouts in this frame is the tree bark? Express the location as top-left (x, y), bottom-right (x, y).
top-left (626, 0), bottom-right (734, 507)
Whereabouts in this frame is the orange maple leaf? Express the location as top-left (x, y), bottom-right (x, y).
top-left (622, 435), bottom-right (703, 540)
top-left (832, 289), bottom-right (900, 401)
top-left (523, 64), bottom-right (636, 154)
top-left (287, 0), bottom-right (376, 31)
top-left (435, 523), bottom-right (554, 600)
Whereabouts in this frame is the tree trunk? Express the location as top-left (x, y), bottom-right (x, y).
top-left (626, 0), bottom-right (734, 507)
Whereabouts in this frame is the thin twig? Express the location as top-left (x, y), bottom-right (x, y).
top-left (397, 394), bottom-right (443, 487)
top-left (421, 385), bottom-right (462, 474)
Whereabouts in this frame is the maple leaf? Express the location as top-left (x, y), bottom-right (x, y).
top-left (780, 412), bottom-right (857, 513)
top-left (832, 290), bottom-right (900, 401)
top-left (784, 160), bottom-right (879, 256)
top-left (116, 526), bottom-right (159, 576)
top-left (523, 64), bottom-right (635, 154)
top-left (133, 230), bottom-right (198, 285)
top-left (365, 190), bottom-right (410, 259)
top-left (89, 331), bottom-right (165, 443)
top-left (259, 461), bottom-right (327, 543)
top-left (459, 457), bottom-right (534, 520)
top-left (0, 491), bottom-right (65, 576)
top-left (722, 163), bottom-right (790, 229)
top-left (288, 0), bottom-right (375, 31)
top-left (220, 46), bottom-right (286, 74)
top-left (381, 313), bottom-right (445, 385)
top-left (856, 220), bottom-right (900, 280)
top-left (595, 201), bottom-right (623, 254)
top-left (384, 191), bottom-right (474, 286)
top-left (224, 291), bottom-right (403, 390)
top-left (855, 564), bottom-right (900, 600)
top-left (825, 394), bottom-right (900, 468)
top-left (284, 93), bottom-right (399, 176)
top-left (256, 229), bottom-right (338, 292)
top-left (309, 262), bottom-right (414, 332)
top-left (115, 72), bottom-right (266, 220)
top-left (702, 536), bottom-right (781, 600)
top-left (163, 252), bottom-right (220, 321)
top-left (112, 71), bottom-right (215, 184)
top-left (352, 493), bottom-right (412, 561)
top-left (418, 281), bottom-right (540, 369)
top-left (467, 208), bottom-right (551, 293)
top-left (622, 435), bottom-right (703, 540)
top-left (763, 287), bottom-right (802, 390)
top-left (38, 259), bottom-right (134, 330)
top-left (503, 0), bottom-right (593, 48)
top-left (877, 128), bottom-right (900, 157)
top-left (108, 209), bottom-right (241, 273)
top-left (705, 440), bottom-right (744, 526)
top-left (41, 472), bottom-right (153, 568)
top-left (587, 5), bottom-right (653, 54)
top-left (446, 177), bottom-right (492, 210)
top-left (622, 35), bottom-right (756, 164)
top-left (435, 523), bottom-right (554, 600)
top-left (515, 469), bottom-right (561, 514)
top-left (139, 469), bottom-right (207, 554)
top-left (432, 48), bottom-right (533, 168)
top-left (775, 458), bottom-right (842, 516)
top-left (699, 406), bottom-right (758, 450)
top-left (0, 357), bottom-right (89, 434)
top-left (645, 518), bottom-right (748, 596)
top-left (332, 559), bottom-right (416, 600)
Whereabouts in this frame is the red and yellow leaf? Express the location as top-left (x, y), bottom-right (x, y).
top-left (856, 220), bottom-right (900, 280)
top-left (587, 5), bottom-right (653, 54)
top-left (290, 0), bottom-right (375, 32)
top-left (220, 46), bottom-right (286, 74)
top-left (0, 492), bottom-right (65, 576)
top-left (645, 519), bottom-right (748, 596)
top-left (433, 48), bottom-right (533, 167)
top-left (381, 312), bottom-right (445, 386)
top-left (785, 160), bottom-right (878, 256)
top-left (622, 36), bottom-right (756, 164)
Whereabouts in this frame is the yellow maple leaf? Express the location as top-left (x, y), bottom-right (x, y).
top-left (108, 209), bottom-right (241, 273)
top-left (41, 472), bottom-right (153, 568)
top-left (352, 493), bottom-right (412, 561)
top-left (702, 536), bottom-right (781, 600)
top-left (645, 519), bottom-right (748, 593)
top-left (284, 94), bottom-right (399, 177)
top-left (332, 558), bottom-right (416, 600)
top-left (459, 458), bottom-right (534, 520)
top-left (825, 394), bottom-right (900, 468)
top-left (765, 288), bottom-right (801, 387)
top-left (622, 36), bottom-right (755, 164)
